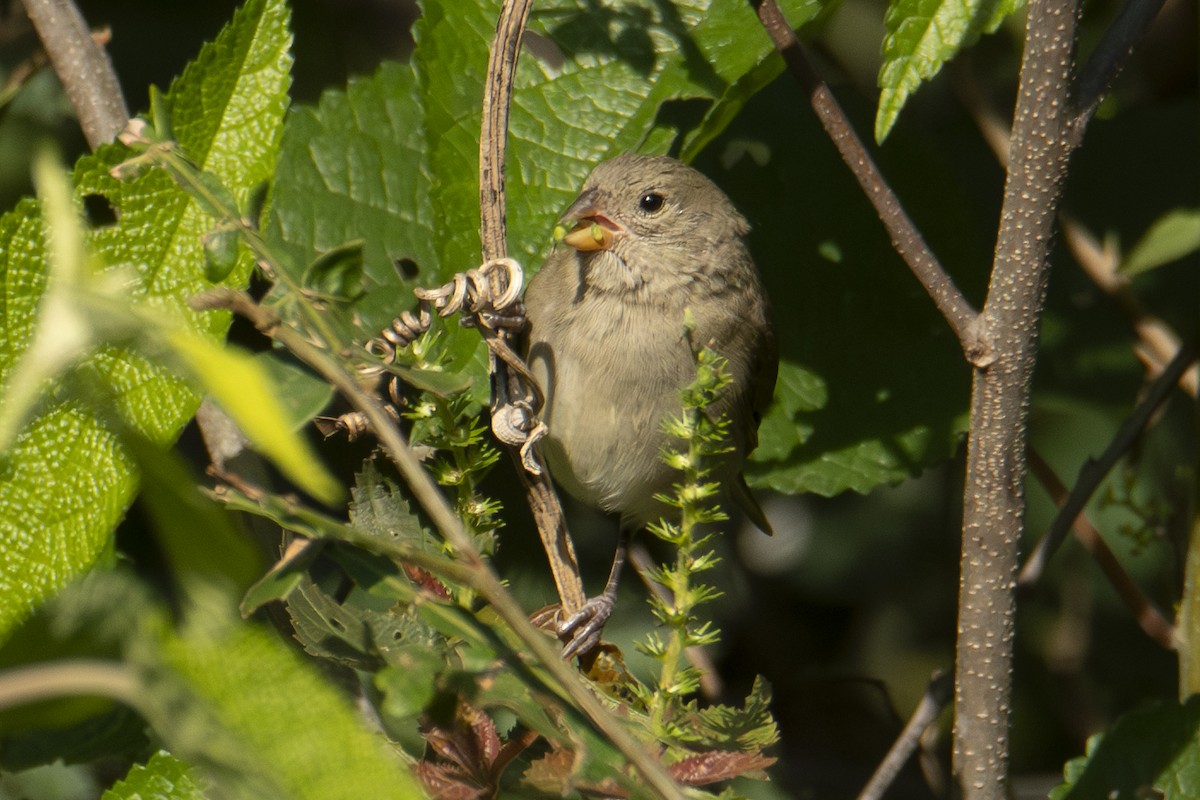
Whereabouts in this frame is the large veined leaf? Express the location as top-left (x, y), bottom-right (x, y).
top-left (1049, 696), bottom-right (1200, 800)
top-left (876, 0), bottom-right (1022, 142)
top-left (0, 0), bottom-right (293, 643)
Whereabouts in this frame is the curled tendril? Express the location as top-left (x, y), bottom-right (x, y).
top-left (329, 258), bottom-right (538, 452)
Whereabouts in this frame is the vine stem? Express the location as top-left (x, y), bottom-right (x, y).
top-left (478, 0), bottom-right (586, 615)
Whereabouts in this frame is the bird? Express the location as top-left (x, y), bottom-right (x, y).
top-left (522, 153), bottom-right (777, 657)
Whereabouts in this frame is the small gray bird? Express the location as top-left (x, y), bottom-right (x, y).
top-left (523, 153), bottom-right (777, 656)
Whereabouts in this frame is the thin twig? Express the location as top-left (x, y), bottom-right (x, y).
top-left (21, 0), bottom-right (128, 148)
top-left (1071, 0), bottom-right (1169, 136)
top-left (750, 0), bottom-right (984, 364)
top-left (194, 288), bottom-right (687, 800)
top-left (1019, 340), bottom-right (1197, 585)
top-left (1023, 449), bottom-right (1178, 649)
top-left (1058, 220), bottom-right (1199, 397)
top-left (478, 0), bottom-right (586, 615)
top-left (856, 671), bottom-right (953, 800)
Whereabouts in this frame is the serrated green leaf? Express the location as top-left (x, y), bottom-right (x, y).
top-left (876, 0), bottom-right (1021, 142)
top-left (1049, 696), bottom-right (1200, 800)
top-left (267, 63), bottom-right (432, 333)
top-left (150, 609), bottom-right (424, 800)
top-left (1121, 208), bottom-right (1200, 276)
top-left (349, 459), bottom-right (434, 546)
top-left (102, 751), bottom-right (208, 800)
top-left (0, 0), bottom-right (293, 644)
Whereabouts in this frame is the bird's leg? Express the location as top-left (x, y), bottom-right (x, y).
top-left (558, 527), bottom-right (631, 660)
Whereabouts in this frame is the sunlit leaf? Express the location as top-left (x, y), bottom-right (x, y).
top-left (876, 0), bottom-right (1022, 142)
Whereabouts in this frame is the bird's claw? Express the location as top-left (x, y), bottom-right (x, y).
top-left (558, 594), bottom-right (615, 661)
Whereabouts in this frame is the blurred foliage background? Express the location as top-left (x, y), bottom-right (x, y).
top-left (0, 0), bottom-right (1195, 797)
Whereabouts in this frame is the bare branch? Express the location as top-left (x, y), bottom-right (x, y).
top-left (1019, 341), bottom-right (1197, 585)
top-left (1023, 449), bottom-right (1178, 649)
top-left (20, 0), bottom-right (128, 148)
top-left (750, 0), bottom-right (984, 364)
top-left (954, 0), bottom-right (1081, 792)
top-left (1071, 0), bottom-right (1169, 135)
top-left (856, 671), bottom-right (953, 800)
top-left (478, 0), bottom-right (587, 616)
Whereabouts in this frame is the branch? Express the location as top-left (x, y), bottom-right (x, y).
top-left (954, 0), bottom-right (1081, 794)
top-left (1022, 449), bottom-right (1178, 649)
top-left (750, 0), bottom-right (984, 364)
top-left (1018, 340), bottom-right (1197, 585)
top-left (855, 671), bottom-right (953, 800)
top-left (1071, 0), bottom-right (1168, 135)
top-left (478, 0), bottom-right (587, 615)
top-left (20, 0), bottom-right (128, 148)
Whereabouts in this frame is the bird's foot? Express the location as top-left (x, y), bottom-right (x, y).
top-left (558, 594), bottom-right (616, 661)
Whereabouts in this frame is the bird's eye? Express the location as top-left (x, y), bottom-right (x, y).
top-left (638, 192), bottom-right (665, 214)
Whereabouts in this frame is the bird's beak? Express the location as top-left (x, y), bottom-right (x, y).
top-left (554, 188), bottom-right (624, 252)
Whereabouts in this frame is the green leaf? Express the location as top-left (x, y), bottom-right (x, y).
top-left (253, 352), bottom-right (336, 431)
top-left (161, 328), bottom-right (342, 504)
top-left (876, 0), bottom-right (1022, 142)
top-left (147, 607), bottom-right (425, 800)
top-left (0, 0), bottom-right (293, 644)
top-left (349, 460), bottom-right (435, 547)
top-left (1049, 696), bottom-right (1200, 800)
top-left (301, 240), bottom-right (366, 300)
top-left (1121, 208), bottom-right (1200, 276)
top-left (102, 751), bottom-right (208, 800)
